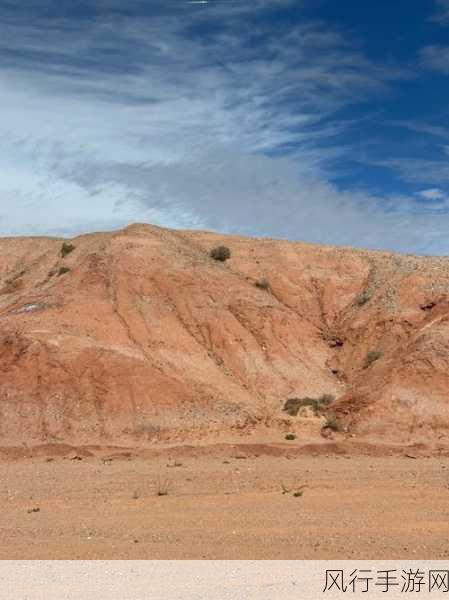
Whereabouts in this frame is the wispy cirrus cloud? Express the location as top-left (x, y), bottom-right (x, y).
top-left (419, 44), bottom-right (449, 73)
top-left (375, 120), bottom-right (449, 190)
top-left (387, 120), bottom-right (449, 139)
top-left (417, 188), bottom-right (447, 200)
top-left (421, 2), bottom-right (449, 71)
top-left (431, 0), bottom-right (449, 22)
top-left (369, 157), bottom-right (449, 187)
top-left (0, 0), bottom-right (448, 254)
top-left (0, 2), bottom-right (393, 224)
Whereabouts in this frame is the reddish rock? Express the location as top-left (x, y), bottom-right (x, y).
top-left (1, 223), bottom-right (449, 448)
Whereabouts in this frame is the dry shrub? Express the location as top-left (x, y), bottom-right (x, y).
top-left (210, 246), bottom-right (231, 262)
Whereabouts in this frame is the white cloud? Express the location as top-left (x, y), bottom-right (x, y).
top-left (432, 0), bottom-right (449, 22)
top-left (417, 188), bottom-right (446, 200)
top-left (63, 149), bottom-right (449, 254)
top-left (420, 45), bottom-right (449, 73)
top-left (386, 120), bottom-right (449, 139)
top-left (0, 0), bottom-right (446, 254)
top-left (371, 157), bottom-right (449, 185)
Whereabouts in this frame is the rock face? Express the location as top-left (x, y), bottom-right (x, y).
top-left (1, 223), bottom-right (449, 448)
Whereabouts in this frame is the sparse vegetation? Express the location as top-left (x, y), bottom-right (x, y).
top-left (281, 482), bottom-right (307, 496)
top-left (254, 277), bottom-right (270, 290)
top-left (156, 476), bottom-right (171, 496)
top-left (27, 507), bottom-right (40, 514)
top-left (420, 301), bottom-right (436, 311)
top-left (363, 350), bottom-right (382, 369)
top-left (355, 289), bottom-right (372, 306)
top-left (57, 266), bottom-right (71, 277)
top-left (134, 423), bottom-right (161, 437)
top-left (61, 242), bottom-right (75, 258)
top-left (210, 245), bottom-right (231, 262)
top-left (323, 332), bottom-right (344, 348)
top-left (285, 433), bottom-right (296, 441)
top-left (283, 394), bottom-right (335, 417)
top-left (324, 416), bottom-right (342, 432)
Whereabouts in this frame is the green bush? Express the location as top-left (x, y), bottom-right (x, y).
top-left (283, 394), bottom-right (335, 417)
top-left (61, 242), bottom-right (75, 258)
top-left (363, 350), bottom-right (382, 369)
top-left (354, 289), bottom-right (372, 306)
top-left (254, 277), bottom-right (270, 290)
top-left (210, 245), bottom-right (231, 262)
top-left (323, 416), bottom-right (342, 432)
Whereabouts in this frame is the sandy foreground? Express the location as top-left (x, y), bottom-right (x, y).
top-left (1, 446), bottom-right (449, 560)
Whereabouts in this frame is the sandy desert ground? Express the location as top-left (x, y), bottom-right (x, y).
top-left (2, 444), bottom-right (449, 559)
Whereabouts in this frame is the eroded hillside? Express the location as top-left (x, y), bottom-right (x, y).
top-left (1, 223), bottom-right (449, 449)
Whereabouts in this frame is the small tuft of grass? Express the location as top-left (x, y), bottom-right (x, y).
top-left (57, 266), bottom-right (71, 277)
top-left (363, 350), bottom-right (382, 369)
top-left (61, 242), bottom-right (75, 258)
top-left (324, 333), bottom-right (344, 348)
top-left (354, 289), bottom-right (372, 306)
top-left (420, 301), bottom-right (436, 311)
top-left (156, 476), bottom-right (171, 497)
top-left (281, 483), bottom-right (307, 497)
top-left (323, 415), bottom-right (343, 432)
top-left (281, 482), bottom-right (291, 494)
top-left (254, 277), bottom-right (270, 291)
top-left (210, 245), bottom-right (231, 262)
top-left (285, 433), bottom-right (296, 441)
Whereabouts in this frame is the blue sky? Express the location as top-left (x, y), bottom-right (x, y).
top-left (2, 0), bottom-right (449, 254)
